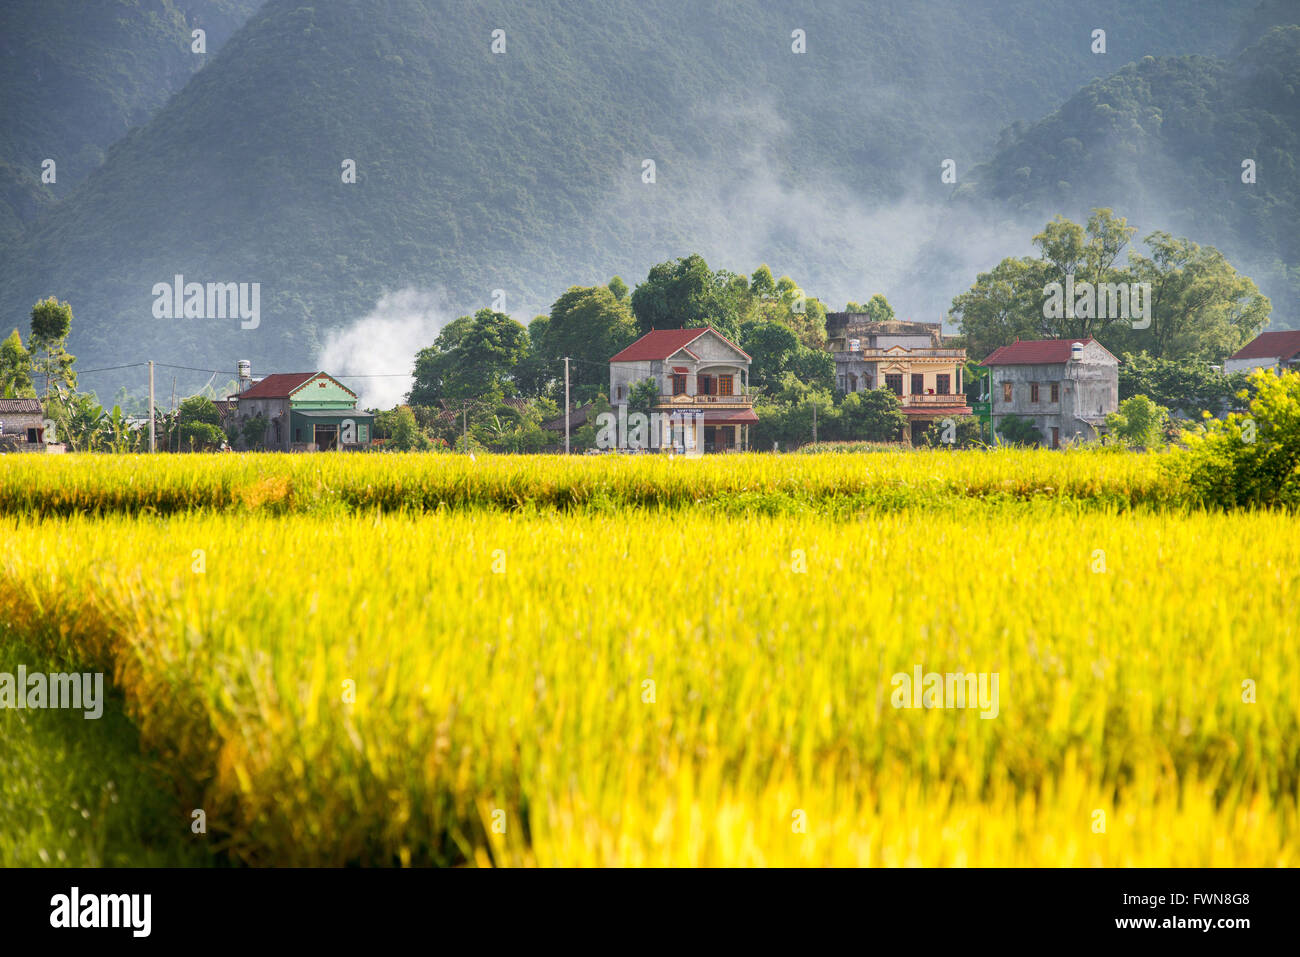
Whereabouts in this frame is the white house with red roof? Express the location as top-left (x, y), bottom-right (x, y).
top-left (609, 326), bottom-right (756, 452)
top-left (1223, 330), bottom-right (1300, 375)
top-left (980, 337), bottom-right (1117, 448)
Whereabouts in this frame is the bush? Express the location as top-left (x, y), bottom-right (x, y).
top-left (996, 414), bottom-right (1042, 447)
top-left (1106, 395), bottom-right (1168, 448)
top-left (1169, 369), bottom-right (1300, 508)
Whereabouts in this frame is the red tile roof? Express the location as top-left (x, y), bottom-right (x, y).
top-left (980, 337), bottom-right (1115, 366)
top-left (610, 326), bottom-right (751, 363)
top-left (235, 372), bottom-right (319, 399)
top-left (1228, 330), bottom-right (1300, 361)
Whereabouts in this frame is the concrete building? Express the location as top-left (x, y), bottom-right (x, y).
top-left (980, 338), bottom-right (1118, 448)
top-left (229, 368), bottom-right (373, 451)
top-left (609, 326), bottom-right (756, 452)
top-left (0, 398), bottom-right (47, 452)
top-left (827, 317), bottom-right (970, 445)
top-left (1223, 330), bottom-right (1300, 375)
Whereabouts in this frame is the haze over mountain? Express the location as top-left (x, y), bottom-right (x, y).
top-left (0, 0), bottom-right (264, 242)
top-left (0, 0), bottom-right (1289, 401)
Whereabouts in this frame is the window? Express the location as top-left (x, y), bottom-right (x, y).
top-left (717, 374), bottom-right (733, 396)
top-left (911, 373), bottom-right (925, 395)
top-left (1002, 381), bottom-right (1012, 403)
top-left (1030, 383), bottom-right (1040, 403)
top-left (847, 373), bottom-right (858, 392)
top-left (617, 384), bottom-right (625, 400)
top-left (26, 427), bottom-right (39, 443)
top-left (936, 374), bottom-right (951, 395)
top-left (672, 373), bottom-right (687, 395)
top-left (885, 374), bottom-right (904, 396)
top-left (1050, 382), bottom-right (1059, 403)
top-left (698, 374), bottom-right (715, 396)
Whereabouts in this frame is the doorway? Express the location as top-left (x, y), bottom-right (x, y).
top-left (314, 424), bottom-right (339, 451)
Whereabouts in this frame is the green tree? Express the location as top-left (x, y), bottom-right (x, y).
top-left (409, 309), bottom-right (529, 405)
top-left (1106, 395), bottom-right (1169, 447)
top-left (1118, 351), bottom-right (1251, 415)
top-left (607, 276), bottom-right (629, 301)
top-left (840, 388), bottom-right (906, 442)
top-left (0, 329), bottom-right (36, 398)
top-left (951, 210), bottom-right (1270, 361)
top-left (1171, 369), bottom-right (1300, 508)
top-left (29, 297), bottom-right (77, 397)
top-left (538, 286), bottom-right (637, 398)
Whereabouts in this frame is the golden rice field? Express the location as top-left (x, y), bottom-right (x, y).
top-left (1, 452), bottom-right (1296, 866)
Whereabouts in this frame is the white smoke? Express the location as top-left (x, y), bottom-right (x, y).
top-left (315, 287), bottom-right (454, 409)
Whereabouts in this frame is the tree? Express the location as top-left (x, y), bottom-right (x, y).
top-left (996, 414), bottom-right (1043, 446)
top-left (607, 276), bottom-right (629, 301)
top-left (845, 294), bottom-right (897, 324)
top-left (630, 253), bottom-right (718, 335)
top-left (951, 210), bottom-right (1270, 361)
top-left (1128, 233), bottom-right (1270, 360)
top-left (1106, 395), bottom-right (1169, 447)
top-left (840, 388), bottom-right (906, 442)
top-left (408, 309), bottom-right (529, 405)
top-left (0, 329), bottom-right (36, 398)
top-left (538, 286), bottom-right (637, 399)
top-left (627, 378), bottom-right (659, 417)
top-left (29, 297), bottom-right (76, 398)
top-left (1118, 351), bottom-right (1251, 415)
top-left (1172, 369), bottom-right (1300, 508)
top-left (240, 414), bottom-right (267, 450)
top-left (377, 406), bottom-right (432, 451)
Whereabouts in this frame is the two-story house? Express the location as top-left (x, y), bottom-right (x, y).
top-left (827, 316), bottom-right (970, 445)
top-left (609, 326), bottom-right (756, 452)
top-left (980, 338), bottom-right (1118, 448)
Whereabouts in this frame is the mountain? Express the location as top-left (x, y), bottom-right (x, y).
top-left (0, 0), bottom-right (265, 242)
top-left (0, 0), bottom-right (1267, 396)
top-left (965, 22), bottom-right (1300, 328)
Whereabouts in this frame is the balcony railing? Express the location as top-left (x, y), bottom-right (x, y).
top-left (657, 393), bottom-right (753, 407)
top-left (834, 348), bottom-right (967, 360)
top-left (901, 393), bottom-right (969, 407)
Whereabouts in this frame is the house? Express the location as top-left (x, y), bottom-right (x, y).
top-left (1223, 330), bottom-right (1300, 375)
top-left (0, 398), bottom-right (47, 452)
top-left (980, 338), bottom-right (1118, 448)
top-left (827, 317), bottom-right (970, 445)
top-left (230, 368), bottom-right (373, 451)
top-left (609, 326), bottom-right (756, 452)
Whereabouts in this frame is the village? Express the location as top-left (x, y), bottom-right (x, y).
top-left (3, 314), bottom-right (1297, 456)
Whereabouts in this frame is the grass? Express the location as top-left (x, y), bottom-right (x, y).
top-left (0, 454), bottom-right (1295, 865)
top-left (0, 448), bottom-right (1184, 516)
top-left (0, 630), bottom-right (213, 867)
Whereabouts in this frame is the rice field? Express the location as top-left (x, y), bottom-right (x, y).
top-left (0, 451), bottom-right (1295, 866)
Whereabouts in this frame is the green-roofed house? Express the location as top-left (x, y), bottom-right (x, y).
top-left (231, 371), bottom-right (374, 451)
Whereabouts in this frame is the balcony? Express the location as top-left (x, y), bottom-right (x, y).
top-left (900, 393), bottom-right (971, 410)
top-left (834, 348), bottom-right (967, 361)
top-left (657, 393), bottom-right (753, 407)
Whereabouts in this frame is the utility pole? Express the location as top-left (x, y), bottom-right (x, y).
top-left (148, 360), bottom-right (155, 453)
top-left (812, 400), bottom-right (817, 445)
top-left (563, 356), bottom-right (571, 455)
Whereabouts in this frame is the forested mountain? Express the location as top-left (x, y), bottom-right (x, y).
top-left (965, 23), bottom-right (1300, 328)
top-left (0, 0), bottom-right (1275, 395)
top-left (0, 0), bottom-right (264, 242)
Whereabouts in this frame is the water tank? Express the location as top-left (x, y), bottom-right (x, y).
top-left (1070, 342), bottom-right (1084, 362)
top-left (849, 338), bottom-right (861, 352)
top-left (237, 359), bottom-right (252, 379)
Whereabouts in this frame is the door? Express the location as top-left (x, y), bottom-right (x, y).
top-left (1051, 427), bottom-right (1060, 449)
top-left (314, 424), bottom-right (339, 451)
